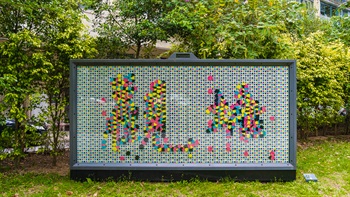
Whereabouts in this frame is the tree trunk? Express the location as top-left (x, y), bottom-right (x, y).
top-left (299, 128), bottom-right (304, 140)
top-left (136, 42), bottom-right (141, 59)
top-left (321, 125), bottom-right (325, 136)
top-left (14, 95), bottom-right (30, 168)
top-left (305, 119), bottom-right (309, 140)
top-left (52, 154), bottom-right (57, 166)
top-left (51, 99), bottom-right (64, 167)
top-left (51, 118), bottom-right (59, 166)
top-left (346, 115), bottom-right (350, 135)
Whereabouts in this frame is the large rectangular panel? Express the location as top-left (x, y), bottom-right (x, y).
top-left (70, 55), bottom-right (297, 181)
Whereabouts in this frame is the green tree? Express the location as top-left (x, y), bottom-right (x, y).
top-left (94, 30), bottom-right (128, 59)
top-left (39, 0), bottom-right (96, 166)
top-left (322, 15), bottom-right (350, 134)
top-left (163, 0), bottom-right (323, 59)
top-left (92, 0), bottom-right (170, 58)
top-left (0, 0), bottom-right (96, 166)
top-left (323, 16), bottom-right (350, 46)
top-left (293, 31), bottom-right (350, 138)
top-left (0, 30), bottom-right (49, 165)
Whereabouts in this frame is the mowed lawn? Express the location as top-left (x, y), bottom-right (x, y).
top-left (1, 137), bottom-right (349, 197)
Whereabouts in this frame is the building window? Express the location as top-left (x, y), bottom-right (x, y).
top-left (326, 0), bottom-right (348, 4)
top-left (343, 10), bottom-right (350, 16)
top-left (320, 2), bottom-right (340, 17)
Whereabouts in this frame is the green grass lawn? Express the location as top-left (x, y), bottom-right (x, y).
top-left (1, 138), bottom-right (350, 197)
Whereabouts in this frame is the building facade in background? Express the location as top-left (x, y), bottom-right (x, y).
top-left (299, 0), bottom-right (350, 17)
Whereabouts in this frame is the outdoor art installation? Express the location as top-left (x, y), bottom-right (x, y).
top-left (70, 53), bottom-right (297, 181)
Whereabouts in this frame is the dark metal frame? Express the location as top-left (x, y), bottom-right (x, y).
top-left (70, 53), bottom-right (297, 181)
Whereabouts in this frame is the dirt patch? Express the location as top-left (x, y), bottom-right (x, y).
top-left (297, 135), bottom-right (350, 149)
top-left (0, 150), bottom-right (69, 176)
top-left (308, 135), bottom-right (350, 142)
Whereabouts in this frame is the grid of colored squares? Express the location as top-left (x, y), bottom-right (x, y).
top-left (206, 82), bottom-right (267, 143)
top-left (76, 65), bottom-right (289, 164)
top-left (102, 74), bottom-right (139, 152)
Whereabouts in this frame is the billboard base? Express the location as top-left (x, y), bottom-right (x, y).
top-left (70, 169), bottom-right (296, 182)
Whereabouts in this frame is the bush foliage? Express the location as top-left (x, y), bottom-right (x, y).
top-left (292, 32), bottom-right (350, 138)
